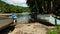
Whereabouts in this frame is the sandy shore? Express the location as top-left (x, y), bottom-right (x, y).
top-left (8, 23), bottom-right (47, 34)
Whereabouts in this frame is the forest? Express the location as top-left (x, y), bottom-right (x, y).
top-left (0, 0), bottom-right (30, 13)
top-left (27, 0), bottom-right (60, 16)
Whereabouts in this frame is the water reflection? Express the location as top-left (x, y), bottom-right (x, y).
top-left (17, 14), bottom-right (31, 23)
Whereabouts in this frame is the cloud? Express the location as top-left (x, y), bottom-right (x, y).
top-left (1, 0), bottom-right (28, 7)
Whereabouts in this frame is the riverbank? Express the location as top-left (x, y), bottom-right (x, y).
top-left (8, 23), bottom-right (47, 34)
top-left (0, 21), bottom-right (57, 34)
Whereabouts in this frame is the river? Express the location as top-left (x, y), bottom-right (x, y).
top-left (17, 13), bottom-right (60, 25)
top-left (17, 13), bottom-right (31, 23)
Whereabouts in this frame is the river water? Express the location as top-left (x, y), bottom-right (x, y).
top-left (17, 14), bottom-right (31, 23)
top-left (17, 13), bottom-right (60, 25)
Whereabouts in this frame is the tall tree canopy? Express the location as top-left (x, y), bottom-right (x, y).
top-left (27, 0), bottom-right (44, 14)
top-left (53, 0), bottom-right (60, 16)
top-left (27, 0), bottom-right (60, 16)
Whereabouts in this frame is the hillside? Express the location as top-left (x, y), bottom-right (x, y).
top-left (0, 0), bottom-right (30, 13)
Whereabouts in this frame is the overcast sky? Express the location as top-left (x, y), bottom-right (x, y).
top-left (1, 0), bottom-right (28, 7)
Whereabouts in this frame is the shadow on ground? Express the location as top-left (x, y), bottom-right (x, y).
top-left (0, 26), bottom-right (15, 34)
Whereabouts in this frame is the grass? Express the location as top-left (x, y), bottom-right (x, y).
top-left (47, 29), bottom-right (58, 34)
top-left (47, 26), bottom-right (60, 34)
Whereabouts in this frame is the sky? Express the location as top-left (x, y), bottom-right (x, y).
top-left (1, 0), bottom-right (28, 7)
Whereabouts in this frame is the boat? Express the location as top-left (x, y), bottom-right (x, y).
top-left (37, 14), bottom-right (57, 26)
top-left (0, 16), bottom-right (14, 31)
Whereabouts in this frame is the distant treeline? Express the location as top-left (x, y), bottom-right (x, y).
top-left (0, 0), bottom-right (30, 13)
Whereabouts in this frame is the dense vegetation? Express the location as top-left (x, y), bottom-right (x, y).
top-left (0, 0), bottom-right (30, 13)
top-left (27, 0), bottom-right (52, 14)
top-left (27, 0), bottom-right (60, 16)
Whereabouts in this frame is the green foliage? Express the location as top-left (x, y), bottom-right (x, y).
top-left (47, 30), bottom-right (58, 34)
top-left (56, 26), bottom-right (60, 30)
top-left (47, 28), bottom-right (58, 34)
top-left (0, 0), bottom-right (30, 13)
top-left (27, 0), bottom-right (52, 14)
top-left (47, 26), bottom-right (60, 34)
top-left (27, 0), bottom-right (60, 16)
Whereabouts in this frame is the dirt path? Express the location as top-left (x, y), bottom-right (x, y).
top-left (8, 23), bottom-right (47, 34)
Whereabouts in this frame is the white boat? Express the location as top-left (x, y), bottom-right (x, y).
top-left (37, 14), bottom-right (60, 25)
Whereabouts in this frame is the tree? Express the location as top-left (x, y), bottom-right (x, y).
top-left (53, 0), bottom-right (60, 16)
